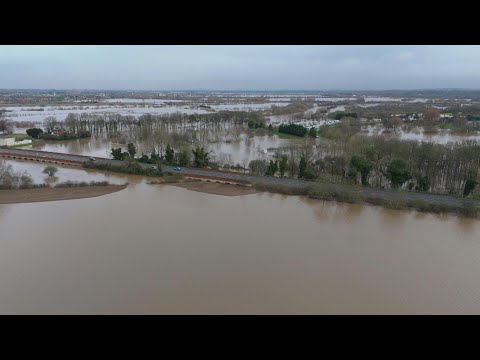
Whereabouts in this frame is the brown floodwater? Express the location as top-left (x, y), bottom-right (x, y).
top-left (1, 167), bottom-right (480, 314)
top-left (24, 133), bottom-right (291, 164)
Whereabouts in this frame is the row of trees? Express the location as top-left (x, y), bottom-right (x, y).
top-left (265, 134), bottom-right (480, 196)
top-left (248, 155), bottom-right (314, 180)
top-left (0, 114), bottom-right (13, 135)
top-left (0, 160), bottom-right (33, 189)
top-left (37, 111), bottom-right (268, 136)
top-left (110, 142), bottom-right (211, 169)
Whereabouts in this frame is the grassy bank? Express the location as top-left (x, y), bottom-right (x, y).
top-left (253, 182), bottom-right (479, 218)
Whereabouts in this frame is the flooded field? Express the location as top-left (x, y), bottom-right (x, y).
top-left (363, 125), bottom-right (480, 144)
top-left (17, 131), bottom-right (293, 165)
top-left (1, 170), bottom-right (480, 314)
top-left (3, 159), bottom-right (136, 185)
top-left (2, 104), bottom-right (212, 123)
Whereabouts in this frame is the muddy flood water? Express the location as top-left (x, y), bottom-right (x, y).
top-left (1, 161), bottom-right (480, 314)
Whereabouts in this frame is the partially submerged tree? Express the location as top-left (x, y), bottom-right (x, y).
top-left (249, 159), bottom-right (267, 175)
top-left (43, 166), bottom-right (58, 177)
top-left (0, 116), bottom-right (12, 135)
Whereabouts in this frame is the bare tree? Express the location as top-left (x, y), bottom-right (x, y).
top-left (423, 107), bottom-right (440, 125)
top-left (241, 158), bottom-right (249, 173)
top-left (0, 113), bottom-right (13, 135)
top-left (43, 116), bottom-right (58, 133)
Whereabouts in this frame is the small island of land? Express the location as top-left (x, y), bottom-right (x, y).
top-left (0, 184), bottom-right (127, 205)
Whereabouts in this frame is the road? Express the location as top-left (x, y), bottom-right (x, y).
top-left (1, 148), bottom-right (478, 208)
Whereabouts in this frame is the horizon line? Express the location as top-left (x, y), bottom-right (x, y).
top-left (0, 88), bottom-right (479, 92)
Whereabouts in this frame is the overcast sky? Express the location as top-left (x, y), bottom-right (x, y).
top-left (0, 45), bottom-right (479, 90)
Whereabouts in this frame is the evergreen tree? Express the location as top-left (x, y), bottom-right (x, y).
top-left (127, 143), bottom-right (136, 158)
top-left (111, 147), bottom-right (123, 160)
top-left (299, 156), bottom-right (307, 178)
top-left (279, 156), bottom-right (288, 177)
top-left (265, 160), bottom-right (278, 176)
top-left (192, 147), bottom-right (209, 167)
top-left (464, 168), bottom-right (478, 197)
top-left (165, 144), bottom-right (175, 164)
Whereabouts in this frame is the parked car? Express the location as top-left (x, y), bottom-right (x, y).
top-left (150, 165), bottom-right (158, 170)
top-left (89, 157), bottom-right (96, 161)
top-left (174, 167), bottom-right (182, 171)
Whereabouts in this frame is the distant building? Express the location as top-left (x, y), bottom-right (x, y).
top-left (51, 128), bottom-right (68, 136)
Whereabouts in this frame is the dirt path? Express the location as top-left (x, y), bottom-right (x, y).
top-left (0, 185), bottom-right (127, 205)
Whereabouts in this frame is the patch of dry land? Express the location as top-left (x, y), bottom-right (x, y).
top-left (173, 182), bottom-right (258, 196)
top-left (0, 185), bottom-right (127, 205)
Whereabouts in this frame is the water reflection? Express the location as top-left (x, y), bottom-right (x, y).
top-left (304, 198), bottom-right (364, 224)
top-left (455, 217), bottom-right (477, 235)
top-left (44, 176), bottom-right (58, 185)
top-left (378, 207), bottom-right (408, 228)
